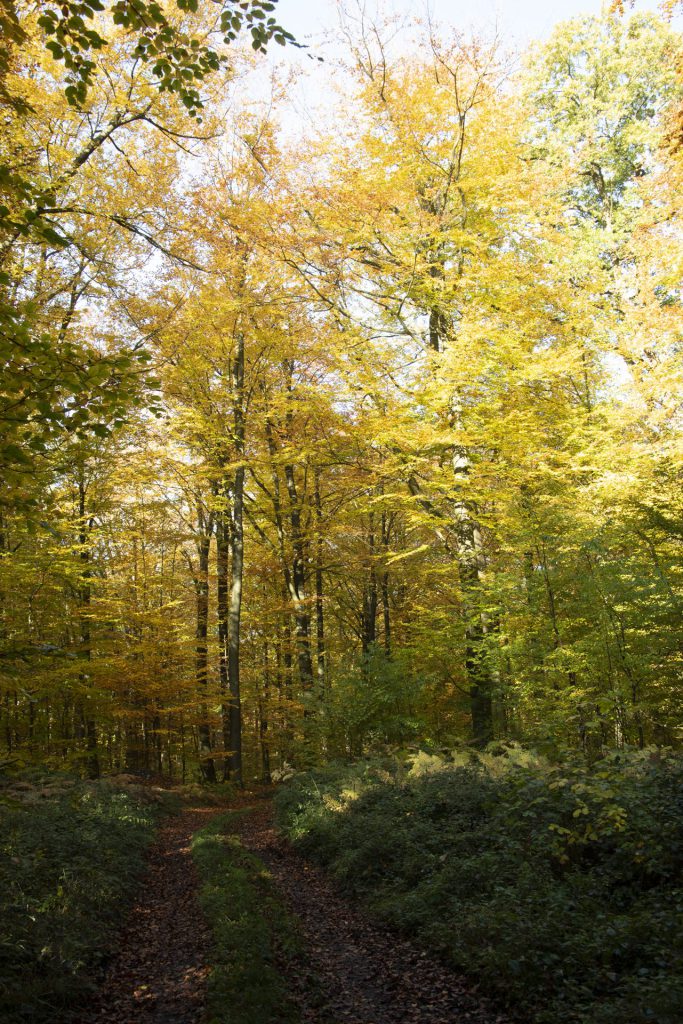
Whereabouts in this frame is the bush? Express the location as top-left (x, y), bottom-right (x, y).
top-left (275, 747), bottom-right (683, 1024)
top-left (315, 648), bottom-right (425, 759)
top-left (0, 775), bottom-right (163, 1023)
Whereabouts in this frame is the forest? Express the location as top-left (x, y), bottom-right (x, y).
top-left (1, 1), bottom-right (682, 1023)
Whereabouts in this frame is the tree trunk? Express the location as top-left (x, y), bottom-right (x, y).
top-left (227, 460), bottom-right (244, 784)
top-left (226, 328), bottom-right (246, 785)
top-left (313, 468), bottom-right (326, 694)
top-left (194, 512), bottom-right (216, 782)
top-left (449, 377), bottom-right (494, 746)
top-left (283, 461), bottom-right (314, 691)
top-left (260, 638), bottom-right (272, 784)
top-left (455, 497), bottom-right (494, 749)
top-left (361, 510), bottom-right (378, 658)
top-left (77, 475), bottom-right (99, 778)
top-left (216, 501), bottom-right (231, 778)
top-left (381, 510), bottom-right (392, 659)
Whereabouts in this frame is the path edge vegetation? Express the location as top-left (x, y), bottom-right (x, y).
top-left (274, 748), bottom-right (683, 1024)
top-left (0, 773), bottom-right (175, 1024)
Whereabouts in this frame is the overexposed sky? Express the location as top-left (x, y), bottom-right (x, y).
top-left (233, 0), bottom-right (680, 141)
top-left (274, 0), bottom-right (675, 49)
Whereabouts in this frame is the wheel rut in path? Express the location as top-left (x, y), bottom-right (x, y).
top-left (77, 805), bottom-right (217, 1024)
top-left (236, 803), bottom-right (508, 1024)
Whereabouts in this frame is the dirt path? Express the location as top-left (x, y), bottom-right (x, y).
top-left (235, 803), bottom-right (508, 1024)
top-left (79, 796), bottom-right (506, 1024)
top-left (77, 805), bottom-right (218, 1024)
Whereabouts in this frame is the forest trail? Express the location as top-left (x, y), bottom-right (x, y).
top-left (79, 796), bottom-right (506, 1024)
top-left (77, 804), bottom-right (219, 1024)
top-left (234, 802), bottom-right (507, 1024)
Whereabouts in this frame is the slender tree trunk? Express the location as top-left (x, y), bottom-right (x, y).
top-left (281, 599), bottom-right (295, 760)
top-left (194, 515), bottom-right (216, 783)
top-left (313, 469), bottom-right (326, 694)
top-left (260, 637), bottom-right (272, 784)
top-left (361, 510), bottom-right (378, 658)
top-left (265, 415), bottom-right (314, 692)
top-left (381, 573), bottom-right (391, 655)
top-left (457, 513), bottom-right (494, 748)
top-left (77, 475), bottom-right (99, 778)
top-left (283, 460), bottom-right (314, 690)
top-left (153, 711), bottom-right (162, 774)
top-left (180, 715), bottom-right (187, 783)
top-left (227, 460), bottom-right (244, 784)
top-left (216, 502), bottom-right (231, 779)
top-left (226, 328), bottom-right (246, 785)
top-left (451, 390), bottom-right (494, 747)
top-left (381, 510), bottom-right (392, 659)
top-left (263, 417), bottom-right (310, 743)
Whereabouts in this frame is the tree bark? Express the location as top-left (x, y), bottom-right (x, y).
top-left (381, 510), bottom-right (392, 659)
top-left (313, 468), bottom-right (326, 694)
top-left (226, 328), bottom-right (246, 785)
top-left (283, 460), bottom-right (314, 690)
top-left (216, 498), bottom-right (231, 778)
top-left (260, 637), bottom-right (272, 784)
top-left (77, 474), bottom-right (99, 778)
top-left (452, 455), bottom-right (494, 749)
top-left (361, 511), bottom-right (378, 657)
top-left (193, 507), bottom-right (216, 783)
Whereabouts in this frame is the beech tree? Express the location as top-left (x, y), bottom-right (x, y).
top-left (1, 7), bottom-right (681, 776)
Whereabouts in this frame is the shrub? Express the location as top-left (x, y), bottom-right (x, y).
top-left (0, 776), bottom-right (162, 1023)
top-left (275, 747), bottom-right (683, 1024)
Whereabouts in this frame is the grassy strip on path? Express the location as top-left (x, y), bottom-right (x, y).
top-left (192, 809), bottom-right (301, 1024)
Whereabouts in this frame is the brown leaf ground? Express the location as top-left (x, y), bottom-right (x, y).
top-left (75, 805), bottom-right (218, 1024)
top-left (81, 795), bottom-right (507, 1024)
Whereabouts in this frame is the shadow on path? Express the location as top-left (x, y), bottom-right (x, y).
top-left (77, 806), bottom-right (218, 1024)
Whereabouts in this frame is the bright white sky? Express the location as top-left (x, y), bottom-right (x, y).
top-left (274, 0), bottom-right (673, 49)
top-left (247, 0), bottom-right (680, 136)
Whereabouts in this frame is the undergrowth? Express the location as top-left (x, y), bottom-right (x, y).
top-left (0, 773), bottom-right (166, 1023)
top-left (275, 746), bottom-right (683, 1024)
top-left (192, 811), bottom-right (301, 1024)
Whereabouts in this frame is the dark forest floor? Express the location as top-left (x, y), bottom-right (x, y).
top-left (80, 795), bottom-right (506, 1024)
top-left (234, 802), bottom-right (506, 1024)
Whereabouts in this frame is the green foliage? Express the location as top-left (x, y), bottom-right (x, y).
top-left (525, 12), bottom-right (680, 234)
top-left (0, 774), bottom-right (163, 1023)
top-left (0, 309), bottom-right (152, 504)
top-left (276, 749), bottom-right (683, 1024)
top-left (176, 780), bottom-right (239, 806)
top-left (192, 811), bottom-right (300, 1024)
top-left (274, 758), bottom-right (399, 843)
top-left (318, 648), bottom-right (424, 758)
top-left (29, 1), bottom-right (296, 117)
